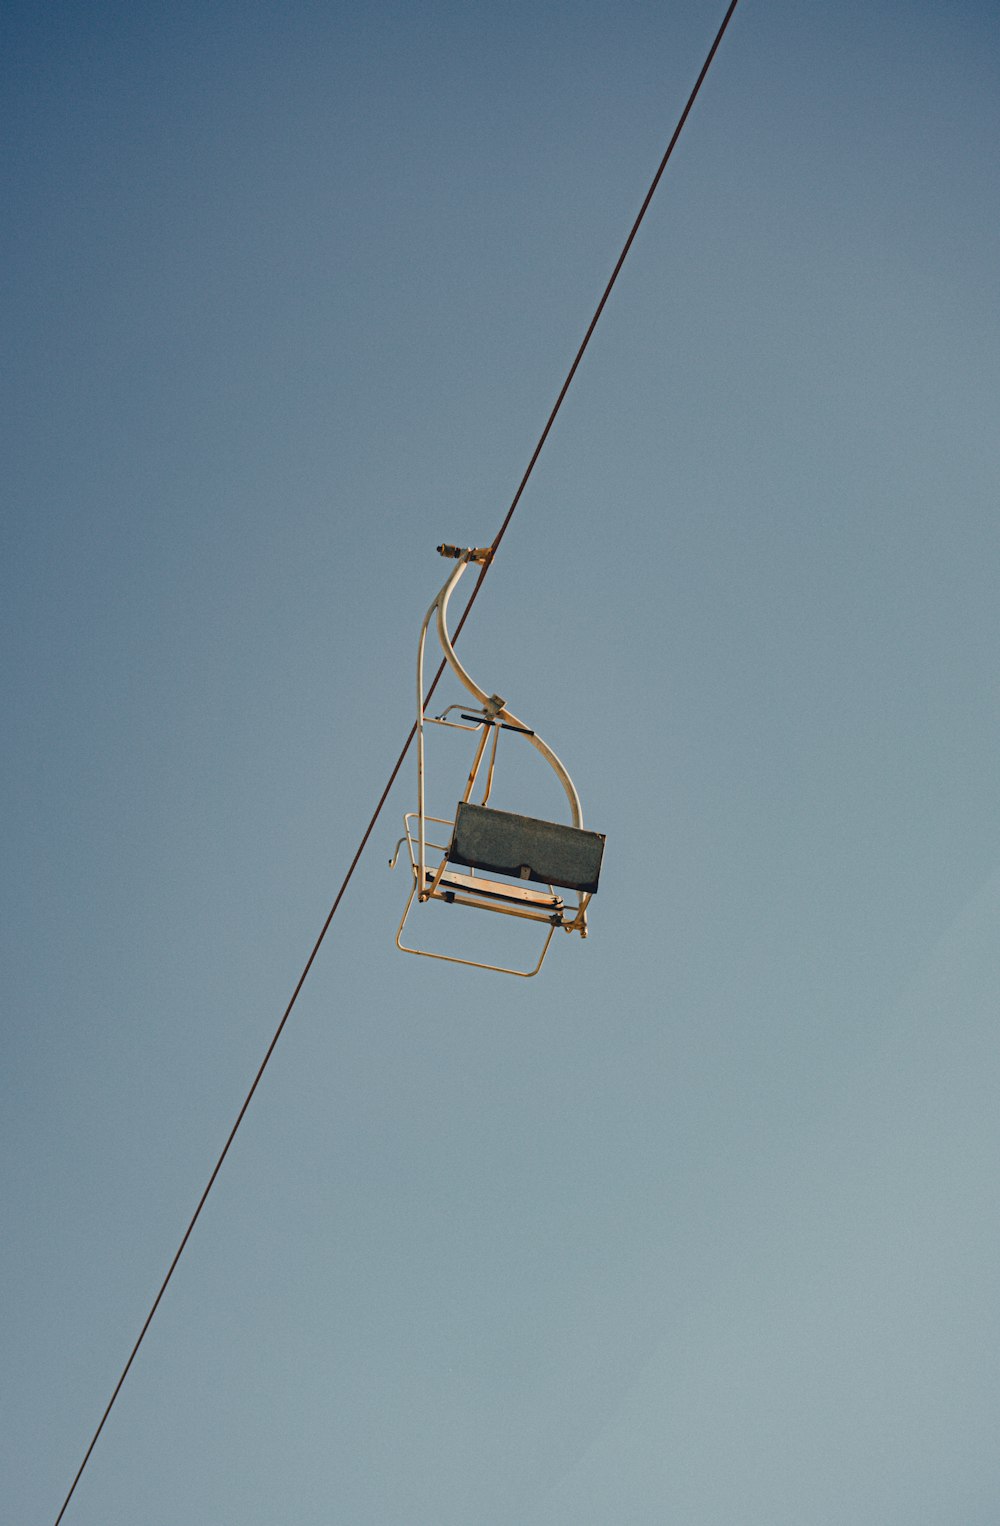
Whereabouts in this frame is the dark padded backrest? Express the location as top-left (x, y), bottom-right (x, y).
top-left (449, 802), bottom-right (605, 894)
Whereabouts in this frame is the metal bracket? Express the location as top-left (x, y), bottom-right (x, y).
top-left (437, 543), bottom-right (493, 565)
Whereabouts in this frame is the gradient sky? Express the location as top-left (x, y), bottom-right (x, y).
top-left (4, 2), bottom-right (999, 1522)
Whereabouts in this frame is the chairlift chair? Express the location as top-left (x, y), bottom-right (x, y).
top-left (389, 544), bottom-right (606, 976)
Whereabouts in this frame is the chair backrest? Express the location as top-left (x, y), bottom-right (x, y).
top-left (448, 802), bottom-right (605, 894)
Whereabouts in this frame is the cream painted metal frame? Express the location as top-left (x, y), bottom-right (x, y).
top-left (389, 545), bottom-right (596, 977)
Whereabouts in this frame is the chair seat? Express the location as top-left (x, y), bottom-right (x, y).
top-left (425, 868), bottom-right (563, 910)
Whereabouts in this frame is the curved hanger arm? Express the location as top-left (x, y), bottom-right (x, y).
top-left (429, 553), bottom-right (584, 828)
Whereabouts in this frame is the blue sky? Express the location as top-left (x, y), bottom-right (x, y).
top-left (4, 2), bottom-right (999, 1522)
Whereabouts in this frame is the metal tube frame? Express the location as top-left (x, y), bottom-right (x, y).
top-left (396, 548), bottom-right (592, 976)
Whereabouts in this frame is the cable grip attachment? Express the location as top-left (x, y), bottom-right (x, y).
top-left (437, 543), bottom-right (493, 565)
